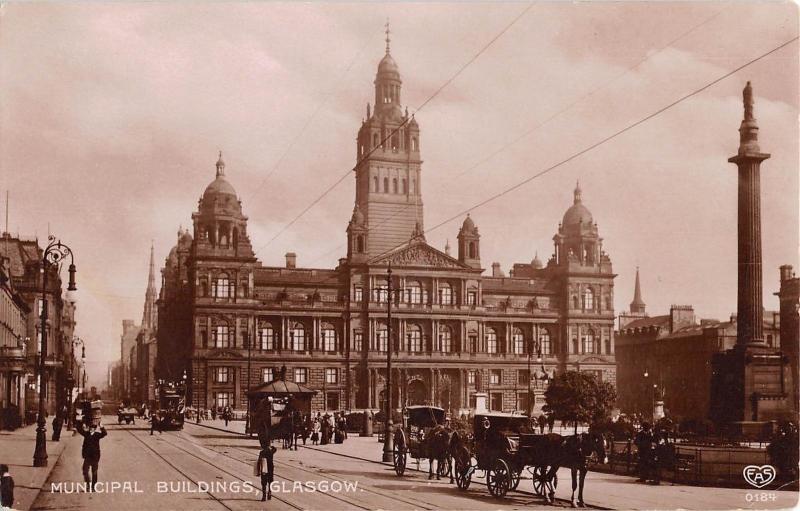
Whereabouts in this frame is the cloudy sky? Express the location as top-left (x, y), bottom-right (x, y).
top-left (1, 2), bottom-right (797, 387)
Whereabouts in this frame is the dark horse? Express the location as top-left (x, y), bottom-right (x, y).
top-left (539, 432), bottom-right (609, 507)
top-left (424, 425), bottom-right (454, 481)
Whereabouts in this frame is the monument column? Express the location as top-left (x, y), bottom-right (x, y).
top-left (728, 81), bottom-right (770, 347)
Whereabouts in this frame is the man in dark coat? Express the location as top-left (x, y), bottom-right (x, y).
top-left (254, 445), bottom-right (276, 501)
top-left (0, 464), bottom-right (14, 509)
top-left (150, 412), bottom-right (162, 435)
top-left (634, 422), bottom-right (653, 482)
top-left (77, 419), bottom-right (108, 491)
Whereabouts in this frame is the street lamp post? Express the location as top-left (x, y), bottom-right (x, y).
top-left (245, 320), bottom-right (254, 436)
top-left (381, 264), bottom-right (394, 463)
top-left (33, 236), bottom-right (77, 467)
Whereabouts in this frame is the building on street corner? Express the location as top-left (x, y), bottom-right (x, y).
top-left (156, 37), bottom-right (618, 416)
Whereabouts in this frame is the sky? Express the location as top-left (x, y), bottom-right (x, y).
top-left (1, 2), bottom-right (798, 388)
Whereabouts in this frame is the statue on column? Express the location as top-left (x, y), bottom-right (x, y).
top-left (743, 81), bottom-right (754, 120)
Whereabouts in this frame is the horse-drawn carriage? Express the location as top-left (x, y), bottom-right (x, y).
top-left (117, 406), bottom-right (137, 424)
top-left (451, 412), bottom-right (609, 505)
top-left (392, 405), bottom-right (451, 479)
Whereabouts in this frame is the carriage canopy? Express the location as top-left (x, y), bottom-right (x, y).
top-left (405, 405), bottom-right (446, 428)
top-left (473, 412), bottom-right (531, 442)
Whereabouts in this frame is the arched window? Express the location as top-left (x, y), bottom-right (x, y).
top-left (407, 324), bottom-right (422, 352)
top-left (439, 325), bottom-right (452, 353)
top-left (289, 322), bottom-right (306, 351)
top-left (412, 137), bottom-right (418, 151)
top-left (356, 235), bottom-right (364, 253)
top-left (376, 325), bottom-right (388, 352)
top-left (486, 328), bottom-right (497, 354)
top-left (583, 288), bottom-right (595, 310)
top-left (393, 178), bottom-right (398, 193)
top-left (383, 177), bottom-right (389, 193)
top-left (374, 284), bottom-right (388, 303)
top-left (538, 329), bottom-right (552, 355)
top-left (391, 133), bottom-right (399, 151)
top-left (402, 179), bottom-right (407, 194)
top-left (573, 295), bottom-right (579, 309)
top-left (373, 176), bottom-right (379, 192)
top-left (468, 242), bottom-right (476, 259)
top-left (212, 274), bottom-right (230, 298)
top-left (372, 133), bottom-right (379, 148)
top-left (200, 280), bottom-right (208, 297)
top-left (582, 329), bottom-right (596, 354)
top-left (512, 328), bottom-right (525, 355)
top-left (259, 324), bottom-right (274, 350)
top-left (406, 281), bottom-right (422, 304)
top-left (438, 282), bottom-right (453, 305)
top-left (321, 324), bottom-right (336, 352)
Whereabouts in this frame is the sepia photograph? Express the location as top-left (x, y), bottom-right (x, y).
top-left (0, 2), bottom-right (798, 510)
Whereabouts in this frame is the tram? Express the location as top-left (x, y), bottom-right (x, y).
top-left (155, 382), bottom-right (185, 430)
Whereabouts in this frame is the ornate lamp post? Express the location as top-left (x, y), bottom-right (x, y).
top-left (381, 264), bottom-right (394, 463)
top-left (33, 236), bottom-right (77, 467)
top-left (527, 335), bottom-right (542, 417)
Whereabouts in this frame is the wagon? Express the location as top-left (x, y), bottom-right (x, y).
top-left (453, 412), bottom-right (557, 498)
top-left (392, 405), bottom-right (450, 477)
top-left (117, 407), bottom-right (137, 424)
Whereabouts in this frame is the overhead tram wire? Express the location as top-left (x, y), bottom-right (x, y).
top-left (245, 38), bottom-right (373, 203)
top-left (304, 10), bottom-right (723, 265)
top-left (307, 34), bottom-right (798, 273)
top-left (253, 2), bottom-right (536, 257)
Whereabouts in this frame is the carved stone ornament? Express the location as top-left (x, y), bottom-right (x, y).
top-left (375, 243), bottom-right (466, 269)
top-left (207, 349), bottom-right (243, 359)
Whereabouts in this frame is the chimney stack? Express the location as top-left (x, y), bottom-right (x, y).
top-left (285, 252), bottom-right (296, 269)
top-left (491, 262), bottom-right (504, 277)
top-left (780, 264), bottom-right (794, 283)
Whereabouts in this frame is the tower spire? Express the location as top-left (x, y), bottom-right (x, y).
top-left (630, 266), bottom-right (646, 314)
top-left (142, 242), bottom-right (157, 332)
top-left (385, 18), bottom-right (391, 54)
top-left (574, 180), bottom-right (582, 204)
top-left (216, 150), bottom-right (225, 177)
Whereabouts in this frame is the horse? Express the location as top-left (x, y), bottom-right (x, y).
top-left (423, 424), bottom-right (455, 481)
top-left (540, 432), bottom-right (609, 507)
top-left (449, 430), bottom-right (474, 488)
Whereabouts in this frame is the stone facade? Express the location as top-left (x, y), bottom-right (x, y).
top-left (158, 40), bottom-right (617, 415)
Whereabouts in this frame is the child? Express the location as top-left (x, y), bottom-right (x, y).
top-left (0, 464), bottom-right (14, 509)
top-left (254, 446), bottom-right (276, 501)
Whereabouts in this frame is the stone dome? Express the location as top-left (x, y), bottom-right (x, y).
top-left (377, 53), bottom-right (400, 77)
top-left (202, 176), bottom-right (237, 202)
top-left (461, 214), bottom-right (476, 232)
top-left (562, 182), bottom-right (593, 227)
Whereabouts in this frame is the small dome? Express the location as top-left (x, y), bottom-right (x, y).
top-left (531, 252), bottom-right (543, 269)
top-left (378, 53), bottom-right (399, 75)
top-left (461, 214), bottom-right (475, 231)
top-left (202, 176), bottom-right (238, 202)
top-left (562, 181), bottom-right (593, 227)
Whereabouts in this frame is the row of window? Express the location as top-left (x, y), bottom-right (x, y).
top-left (372, 175), bottom-right (416, 195)
top-left (212, 367), bottom-right (339, 385)
top-left (356, 285), bottom-right (476, 306)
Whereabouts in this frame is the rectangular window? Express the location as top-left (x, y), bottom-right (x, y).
top-left (354, 286), bottom-right (363, 302)
top-left (259, 326), bottom-right (274, 350)
top-left (408, 331), bottom-right (421, 352)
top-left (512, 332), bottom-right (525, 354)
top-left (467, 291), bottom-right (477, 305)
top-left (215, 367), bottom-right (230, 383)
top-left (439, 286), bottom-right (453, 305)
top-left (214, 392), bottom-right (231, 409)
top-left (213, 277), bottom-right (231, 298)
top-left (325, 368), bottom-right (338, 384)
top-left (262, 367), bottom-right (274, 383)
top-left (294, 368), bottom-right (307, 384)
top-left (214, 325), bottom-right (230, 348)
top-left (518, 369), bottom-right (529, 385)
top-left (469, 335), bottom-right (477, 353)
top-left (322, 328), bottom-right (336, 352)
top-left (468, 370), bottom-right (476, 385)
top-left (354, 331), bottom-right (363, 352)
top-left (376, 329), bottom-right (388, 352)
top-left (490, 392), bottom-right (503, 412)
top-left (374, 286), bottom-right (388, 303)
top-left (490, 370), bottom-right (501, 385)
top-left (486, 331), bottom-right (497, 354)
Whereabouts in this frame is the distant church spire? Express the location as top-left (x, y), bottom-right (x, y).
top-left (630, 266), bottom-right (646, 314)
top-left (142, 242), bottom-right (158, 332)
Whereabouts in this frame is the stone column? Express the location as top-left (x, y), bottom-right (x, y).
top-left (729, 84), bottom-right (769, 346)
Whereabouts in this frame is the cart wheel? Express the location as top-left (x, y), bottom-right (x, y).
top-left (532, 466), bottom-right (546, 496)
top-left (393, 448), bottom-right (407, 476)
top-left (487, 459), bottom-right (511, 498)
top-left (455, 459), bottom-right (472, 490)
top-left (437, 456), bottom-right (452, 478)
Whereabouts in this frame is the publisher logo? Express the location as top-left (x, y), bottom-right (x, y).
top-left (743, 465), bottom-right (776, 488)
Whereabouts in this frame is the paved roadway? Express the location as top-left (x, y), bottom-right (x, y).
top-left (30, 416), bottom-right (798, 511)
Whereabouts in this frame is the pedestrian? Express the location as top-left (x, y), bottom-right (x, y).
top-left (211, 408), bottom-right (217, 421)
top-left (150, 412), bottom-right (162, 435)
top-left (52, 413), bottom-right (63, 441)
top-left (254, 445), bottom-right (276, 501)
top-left (634, 422), bottom-right (653, 483)
top-left (0, 464), bottom-right (14, 509)
top-left (547, 413), bottom-right (555, 433)
top-left (223, 406), bottom-right (231, 427)
top-left (311, 418), bottom-right (320, 445)
top-left (77, 418), bottom-right (107, 492)
top-left (538, 414), bottom-right (546, 435)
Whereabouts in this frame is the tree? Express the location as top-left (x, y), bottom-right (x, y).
top-left (543, 370), bottom-right (616, 433)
